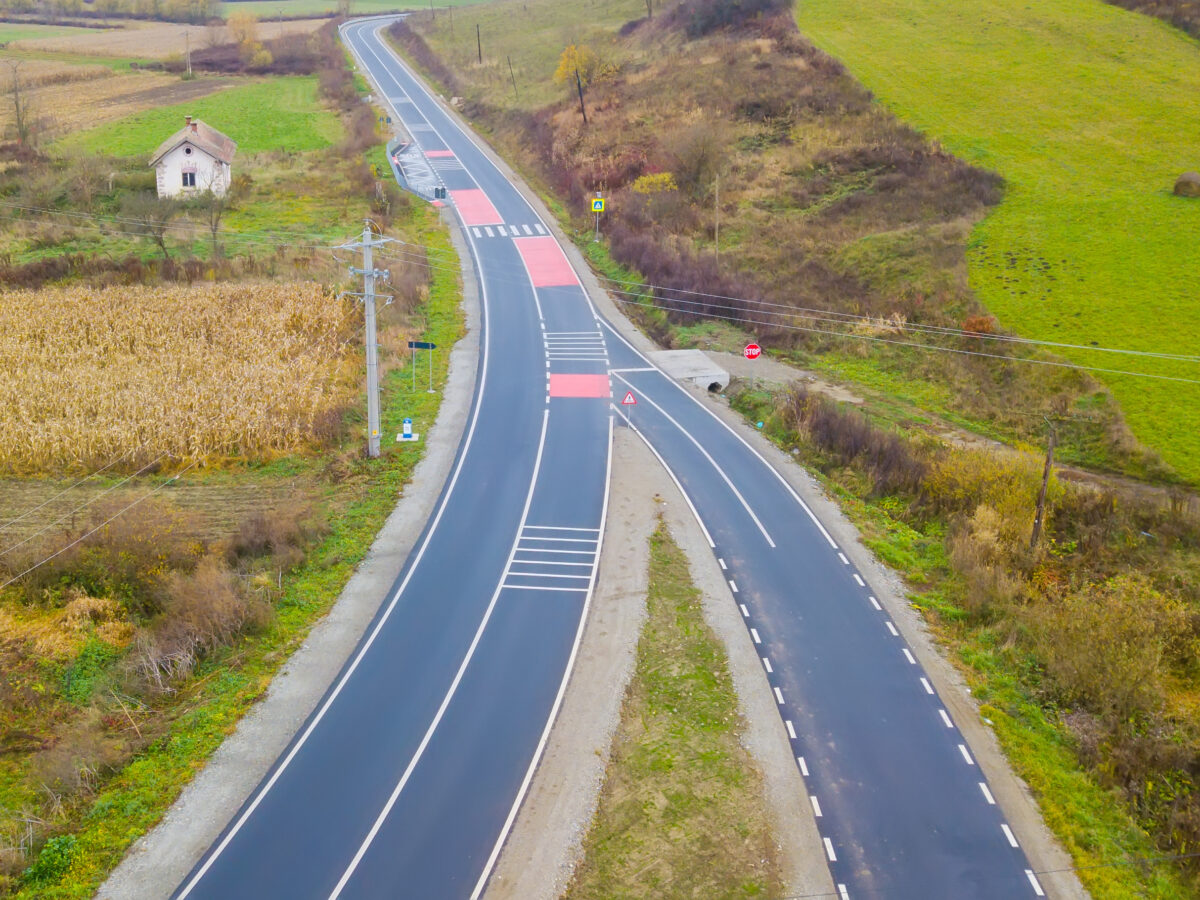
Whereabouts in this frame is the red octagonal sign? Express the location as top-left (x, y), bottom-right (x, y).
top-left (744, 343), bottom-right (762, 360)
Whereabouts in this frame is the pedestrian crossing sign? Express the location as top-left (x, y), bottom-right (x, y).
top-left (592, 198), bottom-right (606, 213)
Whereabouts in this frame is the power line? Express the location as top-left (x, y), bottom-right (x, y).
top-left (0, 460), bottom-right (197, 592)
top-left (611, 293), bottom-right (1200, 385)
top-left (0, 447), bottom-right (137, 533)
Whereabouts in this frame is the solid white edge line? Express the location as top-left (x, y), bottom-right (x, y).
top-left (597, 317), bottom-right (839, 548)
top-left (612, 371), bottom-right (775, 548)
top-left (327, 409), bottom-right (552, 899)
top-left (176, 33), bottom-right (496, 896)
top-left (469, 414), bottom-right (615, 899)
top-left (622, 414), bottom-right (715, 548)
top-left (1026, 869), bottom-right (1045, 896)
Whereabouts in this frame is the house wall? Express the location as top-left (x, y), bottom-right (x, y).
top-left (154, 141), bottom-right (231, 199)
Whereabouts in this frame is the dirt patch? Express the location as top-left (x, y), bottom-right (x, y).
top-left (11, 18), bottom-right (327, 59)
top-left (99, 76), bottom-right (241, 111)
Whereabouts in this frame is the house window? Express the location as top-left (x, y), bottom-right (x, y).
top-left (182, 172), bottom-right (196, 188)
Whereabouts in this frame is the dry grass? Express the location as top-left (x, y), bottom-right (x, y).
top-left (9, 18), bottom-right (328, 59)
top-left (0, 68), bottom-right (241, 142)
top-left (0, 282), bottom-right (358, 473)
top-left (0, 58), bottom-right (114, 89)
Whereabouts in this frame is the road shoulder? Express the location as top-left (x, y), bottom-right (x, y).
top-left (96, 207), bottom-right (482, 900)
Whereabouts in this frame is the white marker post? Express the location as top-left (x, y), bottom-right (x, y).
top-left (397, 416), bottom-right (420, 443)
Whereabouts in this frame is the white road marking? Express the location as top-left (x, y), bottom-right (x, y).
top-left (869, 595), bottom-right (881, 610)
top-left (1026, 870), bottom-right (1045, 896)
top-left (497, 225), bottom-right (507, 236)
top-left (811, 796), bottom-right (823, 817)
top-left (797, 756), bottom-right (808, 776)
top-left (920, 677), bottom-right (934, 694)
top-left (512, 559), bottom-right (591, 567)
top-left (903, 649), bottom-right (917, 664)
top-left (484, 226), bottom-right (494, 237)
top-left (939, 709), bottom-right (954, 728)
top-left (326, 409), bottom-right (553, 900)
top-left (958, 744), bottom-right (975, 765)
top-left (750, 628), bottom-right (761, 644)
top-left (740, 603), bottom-right (749, 617)
top-left (611, 371), bottom-right (776, 548)
top-left (534, 223), bottom-right (546, 234)
top-left (824, 837), bottom-right (837, 862)
top-left (522, 224), bottom-right (533, 235)
top-left (885, 621), bottom-right (899, 636)
top-left (853, 573), bottom-right (866, 587)
top-left (1002, 823), bottom-right (1019, 848)
top-left (506, 571), bottom-right (590, 579)
top-left (762, 657), bottom-right (772, 673)
top-left (607, 366), bottom-right (657, 373)
top-left (838, 886), bottom-right (850, 900)
top-left (774, 687), bottom-right (785, 704)
top-left (501, 584), bottom-right (588, 593)
top-left (472, 227), bottom-right (482, 237)
top-left (524, 525), bottom-right (600, 532)
top-left (729, 579), bottom-right (739, 593)
top-left (979, 782), bottom-right (996, 805)
top-left (718, 557), bottom-right (727, 570)
top-left (786, 720), bottom-right (797, 739)
top-left (837, 552), bottom-right (849, 565)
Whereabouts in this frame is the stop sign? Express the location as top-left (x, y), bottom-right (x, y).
top-left (744, 343), bottom-right (762, 360)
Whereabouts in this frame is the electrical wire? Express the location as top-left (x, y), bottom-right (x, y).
top-left (0, 460), bottom-right (197, 592)
top-left (0, 447), bottom-right (138, 533)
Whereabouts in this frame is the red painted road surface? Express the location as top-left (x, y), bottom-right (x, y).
top-left (424, 149), bottom-right (455, 158)
top-left (513, 236), bottom-right (579, 288)
top-left (548, 374), bottom-right (611, 398)
top-left (450, 189), bottom-right (504, 226)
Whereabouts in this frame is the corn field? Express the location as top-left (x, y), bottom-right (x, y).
top-left (0, 283), bottom-right (360, 473)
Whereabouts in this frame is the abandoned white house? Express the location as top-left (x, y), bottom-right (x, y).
top-left (150, 116), bottom-right (237, 199)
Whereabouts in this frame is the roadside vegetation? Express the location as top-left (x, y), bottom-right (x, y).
top-left (0, 15), bottom-right (462, 898)
top-left (388, 0), bottom-right (1200, 893)
top-left (565, 517), bottom-right (782, 899)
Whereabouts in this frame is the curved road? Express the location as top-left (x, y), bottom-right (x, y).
top-left (173, 17), bottom-right (1047, 900)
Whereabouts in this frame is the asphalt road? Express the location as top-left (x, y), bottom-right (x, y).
top-left (173, 17), bottom-right (1047, 900)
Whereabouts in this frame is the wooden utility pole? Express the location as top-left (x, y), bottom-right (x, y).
top-left (714, 172), bottom-right (720, 257)
top-left (575, 67), bottom-right (587, 123)
top-left (476, 23), bottom-right (482, 64)
top-left (508, 54), bottom-right (518, 99)
top-left (1030, 422), bottom-right (1056, 548)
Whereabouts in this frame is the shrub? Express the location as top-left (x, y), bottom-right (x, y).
top-left (673, 0), bottom-right (795, 37)
top-left (22, 835), bottom-right (75, 885)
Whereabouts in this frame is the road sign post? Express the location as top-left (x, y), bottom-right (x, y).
top-left (620, 389), bottom-right (637, 428)
top-left (408, 340), bottom-right (438, 393)
top-left (592, 193), bottom-right (605, 242)
top-left (744, 342), bottom-right (762, 361)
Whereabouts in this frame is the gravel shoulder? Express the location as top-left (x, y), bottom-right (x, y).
top-left (96, 207), bottom-right (481, 900)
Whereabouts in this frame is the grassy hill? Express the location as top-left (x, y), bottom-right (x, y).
top-left (796, 0), bottom-right (1200, 482)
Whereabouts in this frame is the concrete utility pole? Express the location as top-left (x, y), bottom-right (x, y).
top-left (476, 23), bottom-right (482, 64)
top-left (1030, 420), bottom-right (1056, 548)
top-left (184, 29), bottom-right (192, 78)
top-left (339, 224), bottom-right (392, 458)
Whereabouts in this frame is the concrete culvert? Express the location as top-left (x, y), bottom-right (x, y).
top-left (1175, 172), bottom-right (1200, 197)
top-left (708, 381), bottom-right (723, 393)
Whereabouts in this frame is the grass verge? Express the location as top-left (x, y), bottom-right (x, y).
top-left (5, 204), bottom-right (464, 900)
top-left (564, 517), bottom-right (782, 900)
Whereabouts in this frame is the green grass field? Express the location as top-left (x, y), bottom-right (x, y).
top-left (0, 24), bottom-right (90, 43)
top-left (58, 76), bottom-right (342, 157)
top-left (217, 0), bottom-right (481, 17)
top-left (795, 0), bottom-right (1200, 482)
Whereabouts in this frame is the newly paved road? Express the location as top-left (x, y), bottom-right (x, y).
top-left (174, 17), bottom-right (1047, 900)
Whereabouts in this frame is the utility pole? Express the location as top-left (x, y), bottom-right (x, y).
top-left (508, 54), bottom-right (518, 99)
top-left (476, 23), bottom-right (482, 64)
top-left (339, 224), bottom-right (392, 458)
top-left (575, 67), bottom-right (587, 123)
top-left (1030, 420), bottom-right (1056, 548)
top-left (714, 172), bottom-right (720, 257)
top-left (184, 29), bottom-right (192, 78)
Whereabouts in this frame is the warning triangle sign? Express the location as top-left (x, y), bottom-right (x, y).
top-left (621, 391), bottom-right (637, 406)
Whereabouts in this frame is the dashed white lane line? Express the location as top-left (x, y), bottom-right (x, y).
top-left (903, 649), bottom-right (917, 665)
top-left (979, 782), bottom-right (996, 805)
top-left (762, 657), bottom-right (773, 673)
top-left (920, 677), bottom-right (934, 694)
top-left (823, 837), bottom-right (837, 862)
top-left (1001, 823), bottom-right (1020, 848)
top-left (1026, 870), bottom-right (1045, 896)
top-left (718, 557), bottom-right (727, 570)
top-left (939, 709), bottom-right (954, 728)
top-left (811, 796), bottom-right (823, 817)
top-left (838, 885), bottom-right (850, 900)
top-left (852, 573), bottom-right (866, 587)
top-left (885, 621), bottom-right (899, 636)
top-left (786, 720), bottom-right (797, 739)
top-left (739, 603), bottom-right (749, 617)
top-left (729, 579), bottom-right (739, 593)
top-left (774, 687), bottom-right (785, 704)
top-left (797, 756), bottom-right (809, 776)
top-left (750, 628), bottom-right (762, 644)
top-left (869, 595), bottom-right (881, 610)
top-left (958, 744), bottom-right (975, 765)
top-left (837, 552), bottom-right (849, 565)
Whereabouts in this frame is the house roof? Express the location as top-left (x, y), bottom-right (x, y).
top-left (149, 118), bottom-right (237, 168)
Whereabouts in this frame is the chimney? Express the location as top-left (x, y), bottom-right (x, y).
top-left (186, 115), bottom-right (198, 133)
top-left (185, 115), bottom-right (192, 127)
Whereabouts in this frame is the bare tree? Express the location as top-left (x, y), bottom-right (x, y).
top-left (7, 61), bottom-right (37, 147)
top-left (121, 192), bottom-right (180, 261)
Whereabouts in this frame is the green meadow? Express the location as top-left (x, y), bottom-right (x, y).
top-left (58, 76), bottom-right (342, 157)
top-left (796, 0), bottom-right (1200, 482)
